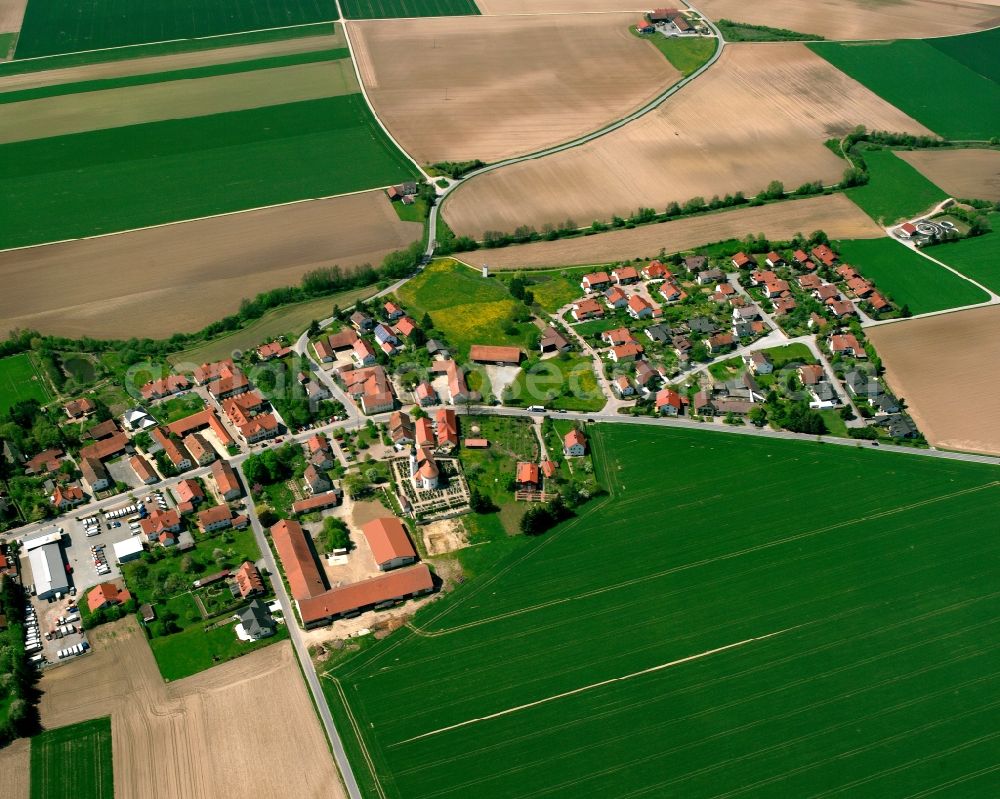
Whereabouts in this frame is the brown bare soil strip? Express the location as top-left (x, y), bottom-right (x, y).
top-left (0, 738), bottom-right (29, 799)
top-left (467, 194), bottom-right (883, 268)
top-left (867, 305), bottom-right (1000, 456)
top-left (0, 191), bottom-right (421, 339)
top-left (0, 60), bottom-right (358, 143)
top-left (0, 0), bottom-right (27, 34)
top-left (443, 43), bottom-right (932, 238)
top-left (0, 32), bottom-right (345, 92)
top-left (896, 149), bottom-right (1000, 202)
top-left (475, 1), bottom-right (649, 14)
top-left (38, 618), bottom-right (344, 799)
top-left (699, 0), bottom-right (1000, 40)
top-left (352, 14), bottom-right (679, 164)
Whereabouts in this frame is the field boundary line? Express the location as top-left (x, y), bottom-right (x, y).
top-left (391, 625), bottom-right (801, 747)
top-left (0, 185), bottom-right (400, 254)
top-left (413, 480), bottom-right (999, 636)
top-left (901, 764), bottom-right (1000, 799)
top-left (10, 21), bottom-right (339, 63)
top-left (323, 674), bottom-right (388, 799)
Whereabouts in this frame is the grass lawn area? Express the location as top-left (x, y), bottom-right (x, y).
top-left (569, 317), bottom-right (623, 338)
top-left (0, 48), bottom-right (351, 105)
top-left (835, 237), bottom-right (989, 314)
top-left (847, 150), bottom-right (948, 225)
top-left (638, 32), bottom-right (717, 76)
top-left (818, 409), bottom-right (849, 438)
top-left (0, 353), bottom-right (50, 415)
top-left (340, 0), bottom-right (479, 19)
top-left (397, 259), bottom-right (536, 358)
top-left (168, 286), bottom-right (377, 367)
top-left (924, 219), bottom-right (1000, 294)
top-left (323, 423), bottom-right (1000, 799)
top-left (30, 717), bottom-right (112, 799)
top-left (152, 392), bottom-right (205, 424)
top-left (15, 0), bottom-right (337, 58)
top-left (764, 343), bottom-right (817, 368)
top-left (460, 414), bottom-right (538, 513)
top-left (150, 621), bottom-right (289, 682)
top-left (506, 353), bottom-right (604, 411)
top-left (2, 94), bottom-right (417, 249)
top-left (498, 266), bottom-right (593, 314)
top-left (391, 195), bottom-right (427, 223)
top-left (809, 32), bottom-right (1000, 140)
top-left (708, 356), bottom-right (742, 381)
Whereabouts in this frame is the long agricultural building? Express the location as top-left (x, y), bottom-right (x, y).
top-left (23, 531), bottom-right (69, 599)
top-left (270, 519), bottom-right (434, 628)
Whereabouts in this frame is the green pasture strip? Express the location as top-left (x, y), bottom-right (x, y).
top-left (340, 0), bottom-right (479, 19)
top-left (847, 149), bottom-right (948, 224)
top-left (30, 717), bottom-right (113, 799)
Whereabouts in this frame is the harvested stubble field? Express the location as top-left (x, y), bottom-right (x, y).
top-left (0, 58), bottom-right (359, 143)
top-left (896, 149), bottom-right (1000, 202)
top-left (444, 43), bottom-right (931, 238)
top-left (325, 423), bottom-right (1000, 798)
top-left (14, 0), bottom-right (338, 58)
top-left (0, 30), bottom-right (345, 92)
top-left (868, 305), bottom-right (1000, 456)
top-left (0, 0), bottom-right (27, 34)
top-left (352, 14), bottom-right (679, 164)
top-left (38, 618), bottom-right (344, 799)
top-left (0, 190), bottom-right (420, 339)
top-left (698, 0), bottom-right (1000, 40)
top-left (461, 194), bottom-right (882, 269)
top-left (0, 738), bottom-right (29, 799)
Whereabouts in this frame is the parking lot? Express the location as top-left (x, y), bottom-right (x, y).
top-left (27, 592), bottom-right (89, 666)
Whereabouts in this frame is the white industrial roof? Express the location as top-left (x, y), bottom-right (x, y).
top-left (28, 543), bottom-right (69, 597)
top-left (113, 537), bottom-right (144, 561)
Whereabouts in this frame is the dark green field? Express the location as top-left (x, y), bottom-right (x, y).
top-left (847, 149), bottom-right (948, 224)
top-left (835, 237), bottom-right (989, 314)
top-left (323, 423), bottom-right (1000, 798)
top-left (340, 0), bottom-right (478, 19)
top-left (809, 31), bottom-right (1000, 140)
top-left (0, 94), bottom-right (417, 249)
top-left (31, 717), bottom-right (113, 799)
top-left (15, 0), bottom-right (338, 58)
top-left (926, 216), bottom-right (1000, 294)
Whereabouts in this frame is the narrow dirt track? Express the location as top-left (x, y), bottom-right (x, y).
top-left (38, 618), bottom-right (345, 799)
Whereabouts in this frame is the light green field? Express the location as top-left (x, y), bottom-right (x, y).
top-left (30, 717), bottom-right (113, 799)
top-left (926, 216), bottom-right (1000, 294)
top-left (323, 423), bottom-right (1000, 798)
top-left (0, 353), bottom-right (50, 415)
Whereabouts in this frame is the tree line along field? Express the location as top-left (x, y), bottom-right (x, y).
top-left (341, 0), bottom-right (479, 18)
top-left (835, 237), bottom-right (989, 315)
top-left (846, 149), bottom-right (948, 225)
top-left (0, 94), bottom-right (418, 249)
top-left (0, 353), bottom-right (50, 415)
top-left (324, 423), bottom-right (1000, 798)
top-left (14, 0), bottom-right (339, 59)
top-left (808, 29), bottom-right (1000, 140)
top-left (30, 717), bottom-right (113, 799)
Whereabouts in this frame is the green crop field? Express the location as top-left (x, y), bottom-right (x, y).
top-left (809, 32), bottom-right (1000, 140)
top-left (835, 237), bottom-right (989, 314)
top-left (847, 150), bottom-right (948, 224)
top-left (323, 424), bottom-right (1000, 798)
top-left (1, 94), bottom-right (417, 249)
top-left (925, 218), bottom-right (1000, 294)
top-left (15, 0), bottom-right (338, 59)
top-left (0, 353), bottom-right (51, 415)
top-left (340, 0), bottom-right (479, 19)
top-left (639, 32), bottom-right (717, 76)
top-left (30, 717), bottom-right (113, 799)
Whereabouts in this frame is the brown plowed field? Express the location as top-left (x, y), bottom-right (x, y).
top-left (464, 194), bottom-right (883, 268)
top-left (0, 31), bottom-right (345, 92)
top-left (896, 149), bottom-right (1000, 202)
top-left (351, 14), bottom-right (679, 164)
top-left (699, 0), bottom-right (1000, 40)
top-left (0, 0), bottom-right (27, 34)
top-left (0, 59), bottom-right (358, 143)
top-left (867, 305), bottom-right (1000, 456)
top-left (38, 618), bottom-right (344, 799)
top-left (0, 190), bottom-right (421, 339)
top-left (477, 0), bottom-right (650, 13)
top-left (443, 43), bottom-right (932, 238)
top-left (0, 738), bottom-right (29, 799)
